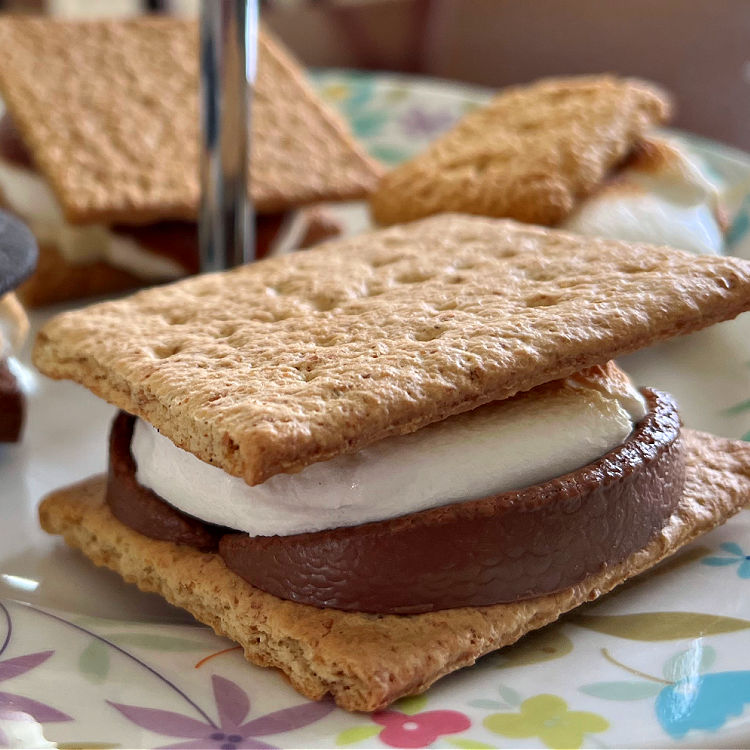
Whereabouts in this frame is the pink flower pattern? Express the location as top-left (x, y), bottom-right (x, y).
top-left (373, 708), bottom-right (471, 748)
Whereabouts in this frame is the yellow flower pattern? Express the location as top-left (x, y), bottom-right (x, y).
top-left (483, 694), bottom-right (609, 749)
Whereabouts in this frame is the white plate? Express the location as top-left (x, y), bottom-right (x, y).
top-left (2, 71), bottom-right (750, 749)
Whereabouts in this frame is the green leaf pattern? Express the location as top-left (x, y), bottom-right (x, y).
top-left (580, 681), bottom-right (663, 701)
top-left (335, 725), bottom-right (381, 745)
top-left (78, 640), bottom-right (110, 683)
top-left (393, 693), bottom-right (429, 715)
top-left (572, 612), bottom-right (750, 640)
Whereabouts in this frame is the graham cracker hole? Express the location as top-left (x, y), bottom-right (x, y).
top-left (526, 294), bottom-right (560, 308)
top-left (292, 361), bottom-right (320, 382)
top-left (414, 327), bottom-right (445, 342)
top-left (151, 343), bottom-right (182, 359)
top-left (435, 300), bottom-right (458, 311)
top-left (312, 296), bottom-right (337, 312)
top-left (527, 269), bottom-right (556, 282)
top-left (315, 337), bottom-right (337, 348)
top-left (396, 271), bottom-right (433, 285)
top-left (370, 254), bottom-right (400, 268)
top-left (163, 312), bottom-right (192, 326)
top-left (272, 281), bottom-right (297, 296)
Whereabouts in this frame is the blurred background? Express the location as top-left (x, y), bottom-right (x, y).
top-left (0, 0), bottom-right (748, 151)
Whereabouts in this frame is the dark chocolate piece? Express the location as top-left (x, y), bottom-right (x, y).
top-left (106, 412), bottom-right (228, 552)
top-left (0, 358), bottom-right (23, 442)
top-left (219, 389), bottom-right (684, 613)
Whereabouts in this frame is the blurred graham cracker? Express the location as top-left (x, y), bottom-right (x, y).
top-left (33, 214), bottom-right (750, 485)
top-left (370, 75), bottom-right (670, 226)
top-left (0, 16), bottom-right (382, 225)
top-left (38, 429), bottom-right (750, 711)
top-left (0, 291), bottom-right (28, 353)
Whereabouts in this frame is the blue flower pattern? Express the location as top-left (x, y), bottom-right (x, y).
top-left (582, 645), bottom-right (750, 740)
top-left (656, 671), bottom-right (750, 739)
top-left (702, 542), bottom-right (750, 578)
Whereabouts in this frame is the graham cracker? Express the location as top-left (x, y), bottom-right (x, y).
top-left (33, 215), bottom-right (750, 485)
top-left (0, 17), bottom-right (381, 225)
top-left (37, 429), bottom-right (750, 712)
top-left (370, 76), bottom-right (670, 227)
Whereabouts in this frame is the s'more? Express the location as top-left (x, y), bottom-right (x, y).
top-left (0, 17), bottom-right (381, 306)
top-left (36, 215), bottom-right (750, 711)
top-left (371, 76), bottom-right (726, 255)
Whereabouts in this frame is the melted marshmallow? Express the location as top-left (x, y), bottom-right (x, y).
top-left (563, 138), bottom-right (724, 254)
top-left (0, 158), bottom-right (185, 281)
top-left (132, 367), bottom-right (647, 537)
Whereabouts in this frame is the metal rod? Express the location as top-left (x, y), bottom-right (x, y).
top-left (199, 0), bottom-right (257, 271)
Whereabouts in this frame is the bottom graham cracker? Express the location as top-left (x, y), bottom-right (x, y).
top-left (38, 428), bottom-right (750, 712)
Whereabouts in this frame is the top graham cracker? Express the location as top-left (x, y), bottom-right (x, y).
top-left (370, 75), bottom-right (671, 227)
top-left (0, 16), bottom-right (382, 224)
top-left (34, 215), bottom-right (750, 486)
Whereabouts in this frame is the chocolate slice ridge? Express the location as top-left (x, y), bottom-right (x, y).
top-left (108, 389), bottom-right (684, 614)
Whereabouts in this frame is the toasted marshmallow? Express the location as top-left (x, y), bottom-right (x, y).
top-left (0, 292), bottom-right (28, 359)
top-left (564, 138), bottom-right (724, 254)
top-left (132, 362), bottom-right (647, 537)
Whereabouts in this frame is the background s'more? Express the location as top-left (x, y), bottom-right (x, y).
top-left (34, 215), bottom-right (750, 711)
top-left (0, 16), bottom-right (382, 306)
top-left (370, 76), bottom-right (728, 256)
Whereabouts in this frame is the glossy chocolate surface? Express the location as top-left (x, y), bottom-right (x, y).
top-left (109, 389), bottom-right (684, 613)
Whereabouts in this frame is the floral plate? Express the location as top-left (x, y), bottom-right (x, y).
top-left (2, 71), bottom-right (750, 749)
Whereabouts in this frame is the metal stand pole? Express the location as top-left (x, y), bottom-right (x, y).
top-left (199, 0), bottom-right (257, 271)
